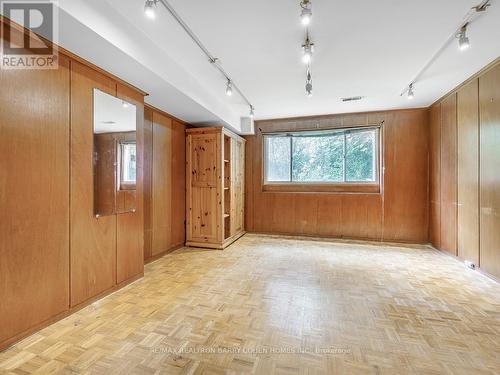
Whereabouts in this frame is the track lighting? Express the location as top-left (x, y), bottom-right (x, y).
top-left (300, 0), bottom-right (312, 26)
top-left (122, 101), bottom-right (129, 108)
top-left (305, 69), bottom-right (313, 97)
top-left (249, 106), bottom-right (255, 119)
top-left (144, 0), bottom-right (157, 19)
top-left (407, 84), bottom-right (415, 100)
top-left (225, 80), bottom-right (233, 96)
top-left (302, 36), bottom-right (314, 64)
top-left (458, 25), bottom-right (470, 51)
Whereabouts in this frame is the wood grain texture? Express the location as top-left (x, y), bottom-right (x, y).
top-left (457, 79), bottom-right (479, 265)
top-left (186, 130), bottom-right (222, 245)
top-left (383, 110), bottom-right (429, 242)
top-left (0, 53), bottom-right (70, 345)
top-left (116, 84), bottom-right (144, 284)
top-left (143, 108), bottom-right (186, 262)
top-left (440, 94), bottom-right (458, 256)
top-left (246, 109), bottom-right (429, 243)
top-left (2, 235), bottom-right (499, 374)
top-left (70, 61), bottom-right (117, 307)
top-left (151, 111), bottom-right (173, 255)
top-left (171, 120), bottom-right (187, 248)
top-left (143, 107), bottom-right (153, 260)
top-left (93, 133), bottom-right (116, 216)
top-left (479, 63), bottom-right (500, 279)
top-left (429, 104), bottom-right (441, 248)
top-left (186, 128), bottom-right (245, 248)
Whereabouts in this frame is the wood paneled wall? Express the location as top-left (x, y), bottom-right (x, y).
top-left (430, 58), bottom-right (500, 280)
top-left (0, 52), bottom-right (70, 349)
top-left (143, 106), bottom-right (186, 262)
top-left (440, 94), bottom-right (458, 255)
top-left (245, 109), bottom-right (430, 243)
top-left (0, 18), bottom-right (145, 350)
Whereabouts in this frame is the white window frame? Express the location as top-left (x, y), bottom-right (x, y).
top-left (263, 126), bottom-right (381, 186)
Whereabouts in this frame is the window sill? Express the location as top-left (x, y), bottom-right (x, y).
top-left (262, 183), bottom-right (380, 194)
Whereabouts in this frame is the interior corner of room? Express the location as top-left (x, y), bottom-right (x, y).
top-left (1, 0), bottom-right (500, 373)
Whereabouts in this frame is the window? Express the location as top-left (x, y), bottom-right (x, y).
top-left (120, 142), bottom-right (136, 189)
top-left (264, 127), bottom-right (379, 187)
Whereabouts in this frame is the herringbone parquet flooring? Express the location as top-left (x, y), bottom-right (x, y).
top-left (1, 234), bottom-right (499, 374)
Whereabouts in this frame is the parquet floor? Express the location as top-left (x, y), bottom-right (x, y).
top-left (1, 234), bottom-right (499, 374)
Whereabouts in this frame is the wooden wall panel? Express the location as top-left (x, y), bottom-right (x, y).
top-left (383, 110), bottom-right (429, 242)
top-left (143, 107), bottom-right (153, 260)
top-left (0, 55), bottom-right (70, 345)
top-left (116, 84), bottom-right (144, 284)
top-left (152, 112), bottom-right (172, 255)
top-left (440, 94), bottom-right (458, 255)
top-left (171, 121), bottom-right (187, 247)
top-left (429, 104), bottom-right (441, 248)
top-left (245, 109), bottom-right (429, 243)
top-left (479, 63), bottom-right (500, 279)
top-left (457, 79), bottom-right (479, 265)
top-left (70, 61), bottom-right (117, 307)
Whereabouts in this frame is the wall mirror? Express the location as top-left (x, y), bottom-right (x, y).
top-left (93, 89), bottom-right (137, 217)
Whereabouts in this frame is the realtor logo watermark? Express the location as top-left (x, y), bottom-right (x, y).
top-left (1, 0), bottom-right (58, 69)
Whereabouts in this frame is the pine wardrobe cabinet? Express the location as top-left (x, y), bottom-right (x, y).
top-left (186, 127), bottom-right (246, 249)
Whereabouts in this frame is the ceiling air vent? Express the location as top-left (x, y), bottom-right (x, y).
top-left (341, 96), bottom-right (364, 102)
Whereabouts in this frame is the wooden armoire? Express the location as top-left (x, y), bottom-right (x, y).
top-left (186, 127), bottom-right (246, 249)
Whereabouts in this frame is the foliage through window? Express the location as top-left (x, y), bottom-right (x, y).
top-left (120, 142), bottom-right (137, 185)
top-left (264, 127), bottom-right (379, 184)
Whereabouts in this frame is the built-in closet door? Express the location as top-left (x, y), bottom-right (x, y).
top-left (479, 63), bottom-right (500, 279)
top-left (152, 111), bottom-right (173, 256)
top-left (0, 54), bottom-right (70, 346)
top-left (457, 79), bottom-right (479, 266)
top-left (70, 61), bottom-right (117, 307)
top-left (440, 94), bottom-right (458, 256)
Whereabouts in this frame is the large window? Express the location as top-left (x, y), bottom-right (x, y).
top-left (264, 127), bottom-right (379, 185)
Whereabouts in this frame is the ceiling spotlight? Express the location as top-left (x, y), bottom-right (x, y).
top-left (249, 106), bottom-right (255, 119)
top-left (458, 25), bottom-right (470, 51)
top-left (226, 80), bottom-right (233, 96)
top-left (302, 35), bottom-right (314, 64)
top-left (300, 0), bottom-right (312, 26)
top-left (407, 84), bottom-right (415, 100)
top-left (144, 0), bottom-right (157, 19)
top-left (305, 70), bottom-right (313, 97)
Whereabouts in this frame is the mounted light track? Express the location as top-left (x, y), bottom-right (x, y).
top-left (143, 0), bottom-right (255, 117)
top-left (400, 0), bottom-right (492, 99)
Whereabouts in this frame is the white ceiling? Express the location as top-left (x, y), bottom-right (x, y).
top-left (23, 1), bottom-right (500, 130)
top-left (94, 89), bottom-right (137, 134)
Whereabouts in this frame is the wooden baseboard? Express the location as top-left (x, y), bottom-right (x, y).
top-left (246, 231), bottom-right (429, 248)
top-left (145, 243), bottom-right (185, 264)
top-left (427, 244), bottom-right (499, 284)
top-left (0, 273), bottom-right (143, 352)
top-left (186, 232), bottom-right (246, 250)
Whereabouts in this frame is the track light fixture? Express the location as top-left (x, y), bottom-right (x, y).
top-left (225, 80), bottom-right (233, 96)
top-left (249, 106), bottom-right (255, 119)
top-left (305, 69), bottom-right (313, 97)
top-left (457, 24), bottom-right (470, 51)
top-left (144, 0), bottom-right (158, 19)
top-left (143, 0), bottom-right (255, 120)
top-left (302, 34), bottom-right (315, 64)
top-left (300, 0), bottom-right (312, 26)
top-left (122, 100), bottom-right (130, 108)
top-left (400, 0), bottom-right (491, 100)
top-left (407, 84), bottom-right (415, 100)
